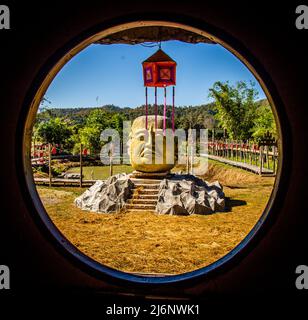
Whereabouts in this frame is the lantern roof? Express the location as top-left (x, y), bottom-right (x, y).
top-left (143, 49), bottom-right (176, 64)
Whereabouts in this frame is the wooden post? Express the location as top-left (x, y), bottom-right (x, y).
top-left (109, 142), bottom-right (113, 177)
top-left (186, 142), bottom-right (189, 174)
top-left (48, 143), bottom-right (52, 187)
top-left (212, 128), bottom-right (215, 155)
top-left (255, 146), bottom-right (258, 166)
top-left (245, 144), bottom-right (247, 163)
top-left (191, 136), bottom-right (194, 175)
top-left (259, 146), bottom-right (263, 175)
top-left (226, 139), bottom-right (229, 158)
top-left (273, 146), bottom-right (276, 174)
top-left (80, 143), bottom-right (83, 188)
top-left (110, 157), bottom-right (113, 177)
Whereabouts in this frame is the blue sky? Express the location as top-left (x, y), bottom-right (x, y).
top-left (44, 41), bottom-right (266, 109)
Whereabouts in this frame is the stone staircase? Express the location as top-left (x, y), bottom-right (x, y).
top-left (125, 178), bottom-right (161, 212)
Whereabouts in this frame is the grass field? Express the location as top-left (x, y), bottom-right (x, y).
top-left (36, 160), bottom-right (275, 275)
top-left (66, 164), bottom-right (134, 180)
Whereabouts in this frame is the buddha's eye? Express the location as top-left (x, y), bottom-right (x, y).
top-left (134, 133), bottom-right (145, 141)
top-left (133, 129), bottom-right (148, 142)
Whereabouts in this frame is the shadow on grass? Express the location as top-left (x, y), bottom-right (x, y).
top-left (224, 197), bottom-right (247, 212)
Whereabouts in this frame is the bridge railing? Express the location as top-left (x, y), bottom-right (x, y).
top-left (205, 139), bottom-right (278, 175)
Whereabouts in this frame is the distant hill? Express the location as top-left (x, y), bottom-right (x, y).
top-left (37, 103), bottom-right (216, 123)
top-left (37, 99), bottom-right (269, 126)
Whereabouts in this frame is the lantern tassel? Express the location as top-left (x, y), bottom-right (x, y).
top-left (155, 87), bottom-right (157, 129)
top-left (145, 87), bottom-right (148, 130)
top-left (163, 86), bottom-right (167, 135)
top-left (172, 86), bottom-right (175, 134)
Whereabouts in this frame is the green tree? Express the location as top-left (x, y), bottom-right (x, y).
top-left (110, 113), bottom-right (127, 137)
top-left (209, 81), bottom-right (259, 140)
top-left (36, 117), bottom-right (73, 147)
top-left (78, 126), bottom-right (102, 153)
top-left (251, 103), bottom-right (277, 141)
top-left (77, 109), bottom-right (127, 154)
top-left (176, 106), bottom-right (207, 131)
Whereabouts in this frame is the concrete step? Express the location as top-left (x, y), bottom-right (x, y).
top-left (133, 183), bottom-right (160, 190)
top-left (130, 178), bottom-right (162, 185)
top-left (128, 199), bottom-right (157, 205)
top-left (129, 171), bottom-right (170, 179)
top-left (125, 204), bottom-right (156, 210)
top-left (133, 188), bottom-right (159, 195)
top-left (132, 194), bottom-right (158, 200)
top-left (125, 209), bottom-right (156, 213)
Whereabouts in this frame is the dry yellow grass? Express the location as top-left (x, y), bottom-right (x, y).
top-left (36, 161), bottom-right (275, 275)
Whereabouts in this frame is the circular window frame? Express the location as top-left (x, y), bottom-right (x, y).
top-left (18, 18), bottom-right (288, 286)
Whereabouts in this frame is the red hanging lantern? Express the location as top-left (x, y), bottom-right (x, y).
top-left (142, 49), bottom-right (177, 133)
top-left (142, 49), bottom-right (176, 87)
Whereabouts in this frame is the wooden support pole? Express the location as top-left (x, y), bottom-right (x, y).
top-left (110, 158), bottom-right (113, 177)
top-left (48, 143), bottom-right (52, 187)
top-left (240, 141), bottom-right (243, 162)
top-left (110, 142), bottom-right (113, 177)
top-left (80, 143), bottom-right (83, 188)
top-left (259, 146), bottom-right (263, 175)
top-left (255, 147), bottom-right (257, 166)
top-left (190, 132), bottom-right (194, 175)
top-left (186, 142), bottom-right (189, 174)
top-left (226, 140), bottom-right (229, 158)
top-left (273, 146), bottom-right (276, 173)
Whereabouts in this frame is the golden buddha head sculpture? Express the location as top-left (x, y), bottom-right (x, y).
top-left (128, 115), bottom-right (175, 173)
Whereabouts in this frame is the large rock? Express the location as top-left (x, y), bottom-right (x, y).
top-left (74, 173), bottom-right (133, 213)
top-left (156, 175), bottom-right (225, 215)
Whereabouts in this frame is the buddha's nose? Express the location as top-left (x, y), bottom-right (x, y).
top-left (145, 130), bottom-right (153, 147)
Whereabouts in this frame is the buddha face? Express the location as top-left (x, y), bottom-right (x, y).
top-left (128, 115), bottom-right (175, 173)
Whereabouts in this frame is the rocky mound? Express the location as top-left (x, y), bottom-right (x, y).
top-left (74, 173), bottom-right (133, 213)
top-left (74, 173), bottom-right (225, 215)
top-left (156, 175), bottom-right (225, 215)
